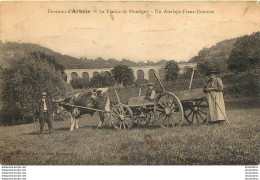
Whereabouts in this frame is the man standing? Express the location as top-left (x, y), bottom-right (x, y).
top-left (37, 91), bottom-right (54, 134)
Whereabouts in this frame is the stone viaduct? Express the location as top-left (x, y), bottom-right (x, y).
top-left (63, 63), bottom-right (197, 83)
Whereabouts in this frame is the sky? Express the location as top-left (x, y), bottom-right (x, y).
top-left (0, 1), bottom-right (260, 62)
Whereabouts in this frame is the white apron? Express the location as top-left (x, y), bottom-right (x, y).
top-left (207, 91), bottom-right (226, 121)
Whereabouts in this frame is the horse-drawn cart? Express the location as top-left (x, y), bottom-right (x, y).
top-left (57, 69), bottom-right (209, 130)
top-left (109, 69), bottom-right (209, 129)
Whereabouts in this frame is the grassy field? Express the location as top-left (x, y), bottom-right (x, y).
top-left (0, 99), bottom-right (259, 165)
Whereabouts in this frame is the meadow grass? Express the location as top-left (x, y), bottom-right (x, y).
top-left (0, 101), bottom-right (259, 165)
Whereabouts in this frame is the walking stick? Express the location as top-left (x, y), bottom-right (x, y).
top-left (196, 69), bottom-right (232, 127)
top-left (189, 68), bottom-right (195, 90)
top-left (154, 72), bottom-right (166, 92)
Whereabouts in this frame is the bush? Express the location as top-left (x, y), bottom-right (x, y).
top-left (221, 73), bottom-right (260, 99)
top-left (0, 52), bottom-right (72, 125)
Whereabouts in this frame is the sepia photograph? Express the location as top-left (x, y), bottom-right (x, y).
top-left (0, 1), bottom-right (259, 168)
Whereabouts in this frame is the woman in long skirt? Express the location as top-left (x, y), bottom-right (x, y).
top-left (203, 70), bottom-right (227, 124)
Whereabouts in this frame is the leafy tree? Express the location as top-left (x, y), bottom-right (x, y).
top-left (90, 74), bottom-right (105, 88)
top-left (111, 65), bottom-right (135, 86)
top-left (30, 51), bottom-right (64, 72)
top-left (164, 60), bottom-right (180, 82)
top-left (228, 32), bottom-right (260, 73)
top-left (0, 52), bottom-right (71, 125)
top-left (102, 71), bottom-right (115, 87)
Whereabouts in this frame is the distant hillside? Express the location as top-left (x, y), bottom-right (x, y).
top-left (189, 38), bottom-right (238, 72)
top-left (0, 42), bottom-right (85, 69)
top-left (0, 42), bottom-right (167, 69)
top-left (189, 38), bottom-right (238, 63)
top-left (189, 32), bottom-right (260, 73)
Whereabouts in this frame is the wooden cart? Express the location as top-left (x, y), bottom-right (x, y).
top-left (109, 68), bottom-right (208, 129)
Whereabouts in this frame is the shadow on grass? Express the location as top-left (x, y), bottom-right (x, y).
top-left (22, 131), bottom-right (40, 135)
top-left (23, 131), bottom-right (53, 135)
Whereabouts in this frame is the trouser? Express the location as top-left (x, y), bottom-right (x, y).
top-left (39, 111), bottom-right (53, 133)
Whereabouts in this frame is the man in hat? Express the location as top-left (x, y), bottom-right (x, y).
top-left (37, 91), bottom-right (54, 134)
top-left (145, 83), bottom-right (156, 102)
top-left (140, 83), bottom-right (156, 117)
top-left (204, 69), bottom-right (227, 124)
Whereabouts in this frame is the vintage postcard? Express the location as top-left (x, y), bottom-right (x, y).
top-left (0, 1), bottom-right (259, 177)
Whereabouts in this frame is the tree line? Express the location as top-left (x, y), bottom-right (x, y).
top-left (190, 32), bottom-right (260, 74)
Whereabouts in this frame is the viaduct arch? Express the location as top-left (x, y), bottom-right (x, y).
top-left (63, 63), bottom-right (197, 83)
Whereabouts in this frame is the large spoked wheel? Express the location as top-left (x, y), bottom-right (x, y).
top-left (110, 103), bottom-right (134, 129)
top-left (184, 97), bottom-right (208, 124)
top-left (154, 92), bottom-right (184, 128)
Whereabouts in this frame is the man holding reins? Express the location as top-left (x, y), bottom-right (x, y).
top-left (37, 91), bottom-right (55, 134)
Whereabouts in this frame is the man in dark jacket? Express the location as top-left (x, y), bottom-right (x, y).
top-left (37, 91), bottom-right (54, 134)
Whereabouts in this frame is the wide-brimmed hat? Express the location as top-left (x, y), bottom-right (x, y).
top-left (205, 69), bottom-right (219, 76)
top-left (42, 92), bottom-right (47, 96)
